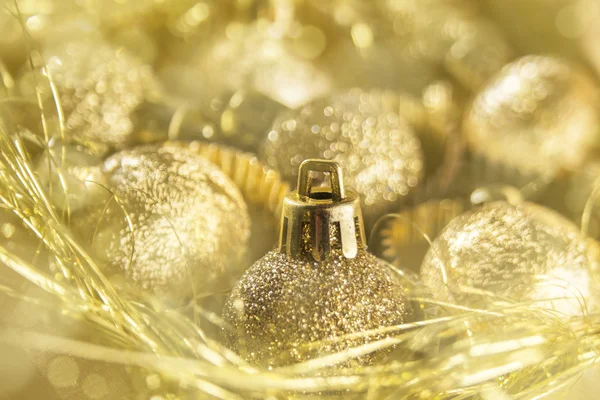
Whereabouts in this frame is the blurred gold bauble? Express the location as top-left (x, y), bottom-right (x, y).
top-left (421, 201), bottom-right (600, 316)
top-left (222, 160), bottom-right (413, 368)
top-left (464, 55), bottom-right (600, 177)
top-left (313, 0), bottom-right (442, 95)
top-left (440, 18), bottom-right (513, 90)
top-left (18, 38), bottom-right (159, 147)
top-left (382, 0), bottom-right (513, 89)
top-left (314, 0), bottom-right (512, 92)
top-left (160, 19), bottom-right (332, 110)
top-left (261, 88), bottom-right (425, 223)
top-left (75, 143), bottom-right (250, 303)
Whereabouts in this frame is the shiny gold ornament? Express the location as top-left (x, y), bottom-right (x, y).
top-left (162, 140), bottom-right (290, 264)
top-left (420, 201), bottom-right (600, 316)
top-left (464, 55), bottom-right (600, 179)
top-left (18, 37), bottom-right (159, 147)
top-left (222, 160), bottom-right (413, 368)
top-left (261, 88), bottom-right (425, 224)
top-left (75, 143), bottom-right (250, 303)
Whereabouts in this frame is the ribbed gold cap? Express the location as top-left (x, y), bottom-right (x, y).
top-left (278, 159), bottom-right (366, 262)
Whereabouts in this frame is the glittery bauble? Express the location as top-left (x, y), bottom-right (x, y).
top-left (464, 55), bottom-right (600, 175)
top-left (222, 159), bottom-right (413, 368)
top-left (421, 201), bottom-right (599, 316)
top-left (77, 144), bottom-right (250, 302)
top-left (19, 38), bottom-right (158, 147)
top-left (222, 248), bottom-right (412, 368)
top-left (262, 88), bottom-right (424, 217)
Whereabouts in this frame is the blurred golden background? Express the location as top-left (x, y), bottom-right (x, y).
top-left (1, 0), bottom-right (600, 399)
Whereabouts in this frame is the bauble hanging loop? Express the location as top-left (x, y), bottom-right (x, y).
top-left (279, 159), bottom-right (366, 261)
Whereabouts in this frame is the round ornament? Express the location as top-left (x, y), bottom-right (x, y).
top-left (315, 0), bottom-right (512, 91)
top-left (222, 160), bottom-right (414, 368)
top-left (420, 200), bottom-right (600, 316)
top-left (75, 143), bottom-right (251, 303)
top-left (463, 55), bottom-right (600, 180)
top-left (18, 37), bottom-right (159, 147)
top-left (261, 88), bottom-right (425, 224)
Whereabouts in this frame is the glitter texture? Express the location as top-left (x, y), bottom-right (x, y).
top-left (76, 144), bottom-right (250, 302)
top-left (464, 55), bottom-right (600, 175)
top-left (222, 248), bottom-right (413, 368)
top-left (261, 88), bottom-right (424, 212)
top-left (19, 38), bottom-right (158, 146)
top-left (421, 201), bottom-right (599, 316)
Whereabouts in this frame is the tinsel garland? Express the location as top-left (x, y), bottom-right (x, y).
top-left (2, 107), bottom-right (600, 397)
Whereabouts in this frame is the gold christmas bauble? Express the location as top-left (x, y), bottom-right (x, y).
top-left (261, 88), bottom-right (425, 222)
top-left (382, 0), bottom-right (512, 90)
top-left (18, 38), bottom-right (159, 147)
top-left (317, 0), bottom-right (511, 91)
top-left (75, 143), bottom-right (250, 302)
top-left (420, 201), bottom-right (600, 316)
top-left (463, 55), bottom-right (600, 176)
top-left (162, 20), bottom-right (331, 110)
top-left (311, 0), bottom-right (443, 96)
top-left (222, 160), bottom-right (413, 368)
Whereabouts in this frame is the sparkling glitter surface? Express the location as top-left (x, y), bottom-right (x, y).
top-left (222, 247), bottom-right (413, 368)
top-left (19, 38), bottom-right (158, 146)
top-left (261, 88), bottom-right (424, 211)
top-left (464, 55), bottom-right (600, 175)
top-left (76, 144), bottom-right (250, 301)
top-left (421, 201), bottom-right (600, 316)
